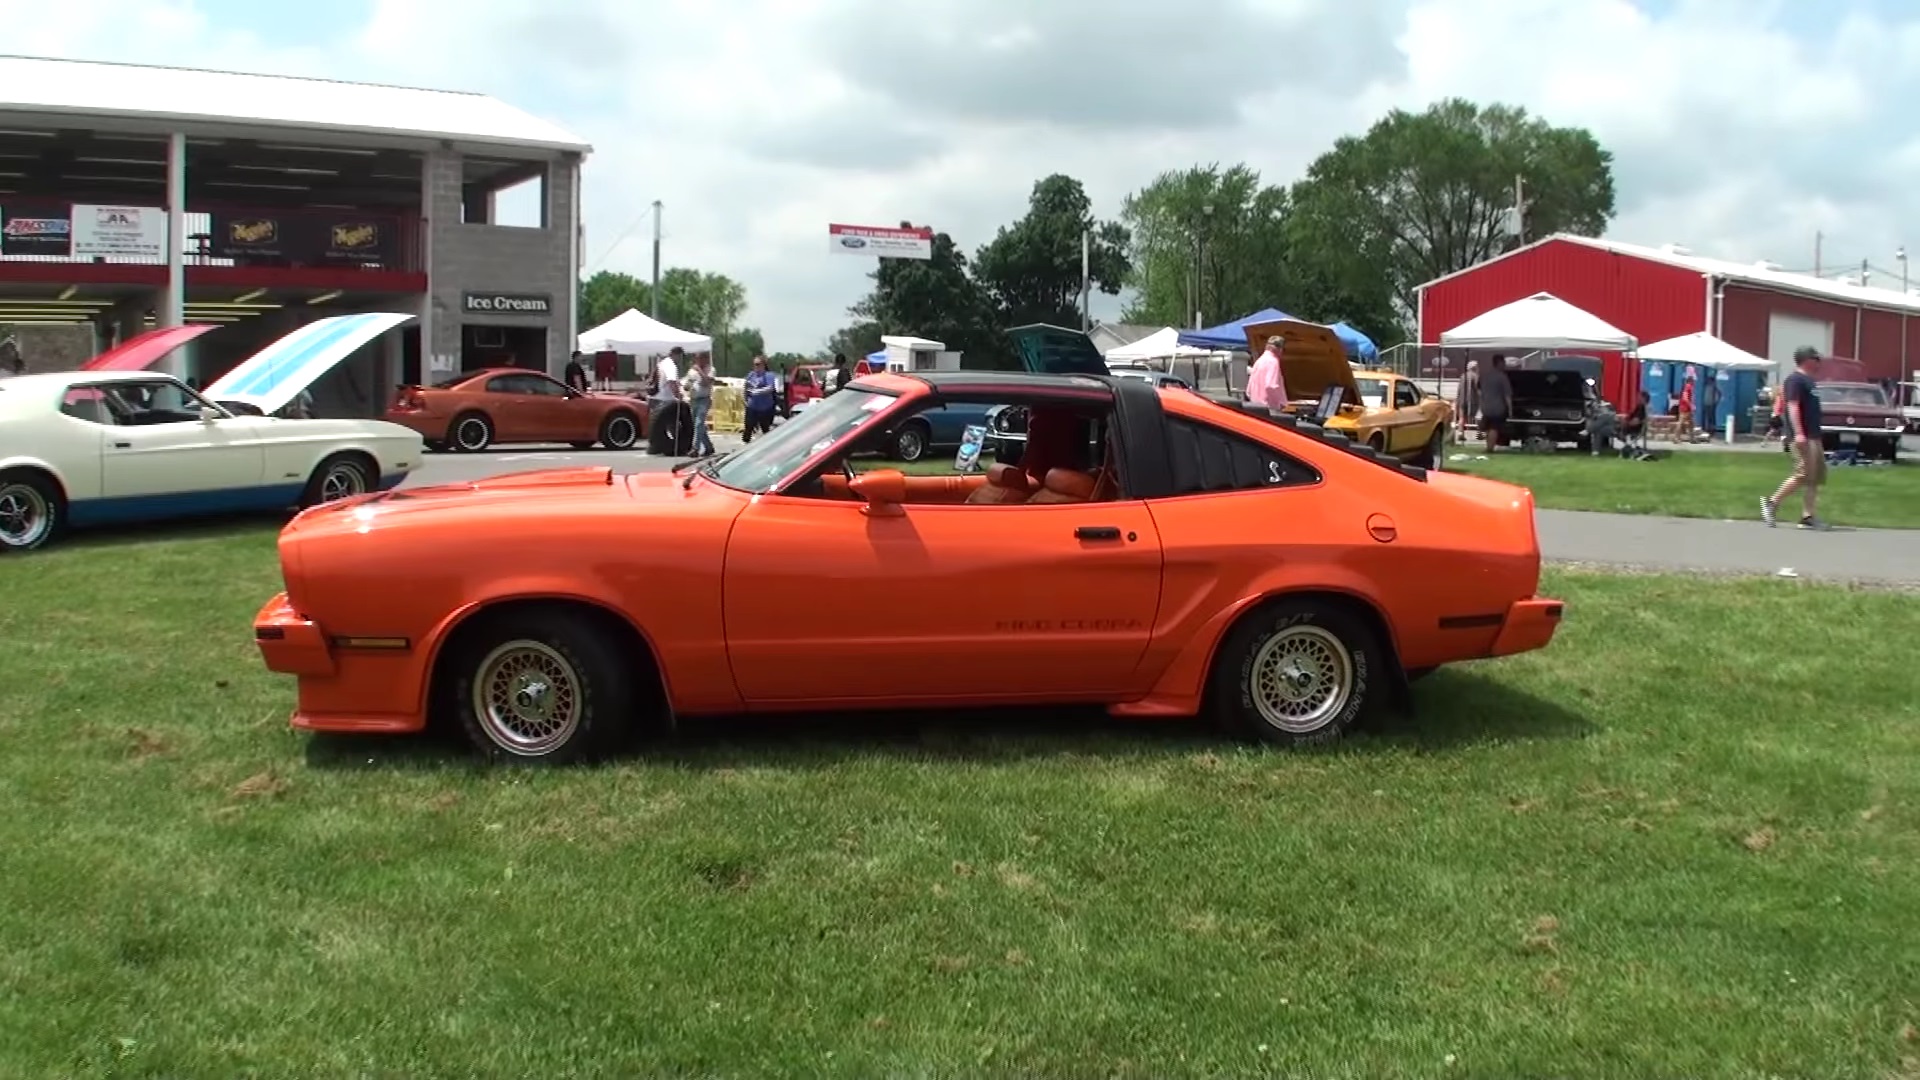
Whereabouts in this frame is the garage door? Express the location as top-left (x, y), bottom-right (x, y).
top-left (1767, 311), bottom-right (1834, 379)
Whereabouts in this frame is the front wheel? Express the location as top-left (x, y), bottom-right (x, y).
top-left (0, 469), bottom-right (62, 553)
top-left (446, 609), bottom-right (637, 764)
top-left (1209, 599), bottom-right (1383, 747)
top-left (302, 453), bottom-right (372, 508)
top-left (600, 410), bottom-right (641, 450)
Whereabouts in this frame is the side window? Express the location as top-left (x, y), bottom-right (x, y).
top-left (526, 376), bottom-right (571, 397)
top-left (62, 388), bottom-right (119, 425)
top-left (1163, 417), bottom-right (1319, 495)
top-left (1393, 381), bottom-right (1420, 409)
top-left (485, 376), bottom-right (525, 395)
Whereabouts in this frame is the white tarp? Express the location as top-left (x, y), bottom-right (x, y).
top-left (1104, 326), bottom-right (1218, 362)
top-left (1439, 291), bottom-right (1637, 351)
top-left (1637, 331), bottom-right (1774, 371)
top-left (577, 308), bottom-right (711, 354)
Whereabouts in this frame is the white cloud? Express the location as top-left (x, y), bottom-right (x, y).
top-left (3, 0), bottom-right (1916, 349)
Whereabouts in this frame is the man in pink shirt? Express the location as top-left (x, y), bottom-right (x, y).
top-left (1245, 335), bottom-right (1289, 413)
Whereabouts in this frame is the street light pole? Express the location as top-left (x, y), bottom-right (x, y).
top-left (650, 200), bottom-right (663, 322)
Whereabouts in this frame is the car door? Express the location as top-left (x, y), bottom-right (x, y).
top-left (96, 380), bottom-right (267, 505)
top-left (482, 374), bottom-right (542, 442)
top-left (723, 489), bottom-right (1166, 704)
top-left (519, 373), bottom-right (592, 442)
top-left (1389, 379), bottom-right (1427, 453)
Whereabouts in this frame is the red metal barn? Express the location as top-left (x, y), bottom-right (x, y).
top-left (1418, 235), bottom-right (1920, 411)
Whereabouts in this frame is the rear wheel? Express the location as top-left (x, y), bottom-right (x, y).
top-left (301, 453), bottom-right (373, 508)
top-left (1209, 599), bottom-right (1383, 747)
top-left (599, 410), bottom-right (641, 450)
top-left (444, 608), bottom-right (637, 764)
top-left (449, 412), bottom-right (493, 453)
top-left (892, 420), bottom-right (930, 462)
top-left (0, 469), bottom-right (62, 553)
top-left (1419, 426), bottom-right (1446, 470)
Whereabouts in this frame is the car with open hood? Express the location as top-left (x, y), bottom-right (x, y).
top-left (0, 312), bottom-right (422, 552)
top-left (1239, 318), bottom-right (1453, 467)
top-left (384, 368), bottom-right (650, 453)
top-left (251, 323), bottom-right (1564, 764)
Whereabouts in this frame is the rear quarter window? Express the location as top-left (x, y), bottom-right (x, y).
top-left (1164, 417), bottom-right (1319, 494)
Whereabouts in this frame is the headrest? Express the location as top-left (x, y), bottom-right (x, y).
top-left (986, 462), bottom-right (1032, 491)
top-left (1041, 468), bottom-right (1097, 500)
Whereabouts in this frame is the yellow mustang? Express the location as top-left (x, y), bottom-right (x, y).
top-left (1239, 318), bottom-right (1453, 467)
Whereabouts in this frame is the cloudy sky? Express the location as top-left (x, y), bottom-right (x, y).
top-left (10, 0), bottom-right (1918, 351)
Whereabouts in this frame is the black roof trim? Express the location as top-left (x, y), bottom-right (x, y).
top-left (1203, 395), bottom-right (1430, 483)
top-left (901, 371), bottom-right (1112, 393)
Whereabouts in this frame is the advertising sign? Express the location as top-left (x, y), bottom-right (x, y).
top-left (209, 212), bottom-right (396, 266)
top-left (828, 223), bottom-right (933, 260)
top-left (72, 204), bottom-right (167, 260)
top-left (462, 291), bottom-right (553, 316)
top-left (0, 207), bottom-right (73, 256)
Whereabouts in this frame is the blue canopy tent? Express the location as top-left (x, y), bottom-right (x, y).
top-left (1179, 308), bottom-right (1379, 362)
top-left (1176, 308), bottom-right (1294, 351)
top-left (1330, 321), bottom-right (1379, 363)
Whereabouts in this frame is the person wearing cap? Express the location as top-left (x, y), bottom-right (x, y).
top-left (1761, 346), bottom-right (1829, 529)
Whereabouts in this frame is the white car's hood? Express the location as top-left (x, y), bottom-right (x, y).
top-left (204, 312), bottom-right (414, 415)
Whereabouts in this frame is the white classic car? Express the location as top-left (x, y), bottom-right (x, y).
top-left (0, 313), bottom-right (425, 552)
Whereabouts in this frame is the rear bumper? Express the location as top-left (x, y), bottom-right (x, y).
top-left (1489, 597), bottom-right (1564, 657)
top-left (382, 412), bottom-right (444, 439)
top-left (253, 592), bottom-right (428, 735)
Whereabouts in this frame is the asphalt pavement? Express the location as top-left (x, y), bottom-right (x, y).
top-left (403, 442), bottom-right (1918, 585)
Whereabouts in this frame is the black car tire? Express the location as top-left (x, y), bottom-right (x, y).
top-left (1209, 599), bottom-right (1383, 748)
top-left (892, 420), bottom-right (931, 462)
top-left (0, 468), bottom-right (63, 553)
top-left (449, 412), bottom-right (493, 453)
top-left (300, 453), bottom-right (373, 508)
top-left (445, 608), bottom-right (637, 765)
top-left (599, 410), bottom-right (642, 450)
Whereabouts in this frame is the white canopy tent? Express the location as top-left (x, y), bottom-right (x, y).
top-left (1439, 291), bottom-right (1637, 352)
top-left (577, 308), bottom-right (711, 354)
top-left (1105, 326), bottom-right (1218, 363)
top-left (1635, 331), bottom-right (1773, 370)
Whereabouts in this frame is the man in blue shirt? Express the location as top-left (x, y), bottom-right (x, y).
top-left (742, 355), bottom-right (778, 443)
top-left (1761, 347), bottom-right (1828, 529)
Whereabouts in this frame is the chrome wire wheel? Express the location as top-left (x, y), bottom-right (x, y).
top-left (318, 459), bottom-right (368, 503)
top-left (0, 481), bottom-right (51, 550)
top-left (471, 640), bottom-right (583, 757)
top-left (1249, 625), bottom-right (1354, 734)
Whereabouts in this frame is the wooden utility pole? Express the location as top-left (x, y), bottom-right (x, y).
top-left (1813, 231), bottom-right (1822, 277)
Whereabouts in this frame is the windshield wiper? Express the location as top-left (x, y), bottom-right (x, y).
top-left (682, 450), bottom-right (737, 490)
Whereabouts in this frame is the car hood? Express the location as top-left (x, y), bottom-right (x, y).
top-left (205, 312), bottom-right (414, 415)
top-left (1240, 319), bottom-right (1359, 404)
top-left (283, 466), bottom-right (704, 535)
top-left (81, 325), bottom-right (220, 371)
top-left (222, 415), bottom-right (423, 441)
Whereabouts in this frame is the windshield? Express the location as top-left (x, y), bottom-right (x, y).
top-left (1815, 384), bottom-right (1888, 407)
top-left (705, 387), bottom-right (898, 492)
top-left (1352, 378), bottom-right (1388, 408)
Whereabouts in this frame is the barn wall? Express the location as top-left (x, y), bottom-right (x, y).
top-left (1717, 286), bottom-right (1905, 382)
top-left (1418, 239), bottom-right (1708, 410)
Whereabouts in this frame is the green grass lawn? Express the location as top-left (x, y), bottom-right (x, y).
top-left (2, 526), bottom-right (1918, 1078)
top-left (1448, 447), bottom-right (1920, 529)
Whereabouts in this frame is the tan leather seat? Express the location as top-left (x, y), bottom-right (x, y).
top-left (1026, 467), bottom-right (1098, 504)
top-left (965, 462), bottom-right (1034, 504)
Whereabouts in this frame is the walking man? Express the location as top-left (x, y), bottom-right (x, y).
top-left (1761, 347), bottom-right (1829, 530)
top-left (1479, 354), bottom-right (1512, 450)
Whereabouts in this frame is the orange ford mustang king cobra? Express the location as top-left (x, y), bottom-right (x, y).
top-left (252, 324), bottom-right (1564, 764)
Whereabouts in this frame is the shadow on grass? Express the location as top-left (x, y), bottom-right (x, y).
top-left (302, 668), bottom-right (1594, 772)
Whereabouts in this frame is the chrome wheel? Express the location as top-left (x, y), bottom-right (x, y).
top-left (471, 640), bottom-right (582, 757)
top-left (895, 426), bottom-right (926, 461)
top-left (0, 481), bottom-right (51, 550)
top-left (454, 416), bottom-right (491, 452)
top-left (317, 459), bottom-right (368, 503)
top-left (1249, 625), bottom-right (1353, 734)
top-left (604, 414), bottom-right (638, 448)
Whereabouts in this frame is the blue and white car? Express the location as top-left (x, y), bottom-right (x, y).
top-left (0, 313), bottom-right (424, 552)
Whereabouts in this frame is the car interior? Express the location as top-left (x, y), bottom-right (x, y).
top-left (807, 400), bottom-right (1124, 506)
top-left (61, 384), bottom-right (208, 426)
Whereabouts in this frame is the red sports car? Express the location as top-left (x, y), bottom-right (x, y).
top-left (385, 368), bottom-right (648, 452)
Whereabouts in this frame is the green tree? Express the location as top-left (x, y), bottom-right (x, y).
top-left (822, 321), bottom-right (883, 361)
top-left (713, 326), bottom-right (766, 375)
top-left (1290, 98), bottom-right (1616, 323)
top-left (972, 174), bottom-right (1130, 328)
top-left (844, 223), bottom-right (999, 362)
top-left (577, 270), bottom-right (651, 330)
top-left (1117, 164), bottom-right (1288, 329)
top-left (576, 268), bottom-right (750, 342)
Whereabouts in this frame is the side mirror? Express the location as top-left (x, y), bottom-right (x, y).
top-left (848, 468), bottom-right (907, 517)
top-left (199, 405), bottom-right (223, 422)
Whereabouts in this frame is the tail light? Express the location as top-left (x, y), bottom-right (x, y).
top-left (390, 385), bottom-right (427, 411)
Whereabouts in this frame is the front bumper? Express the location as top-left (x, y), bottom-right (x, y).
top-left (253, 592), bottom-right (429, 735)
top-left (1489, 597), bottom-right (1564, 657)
